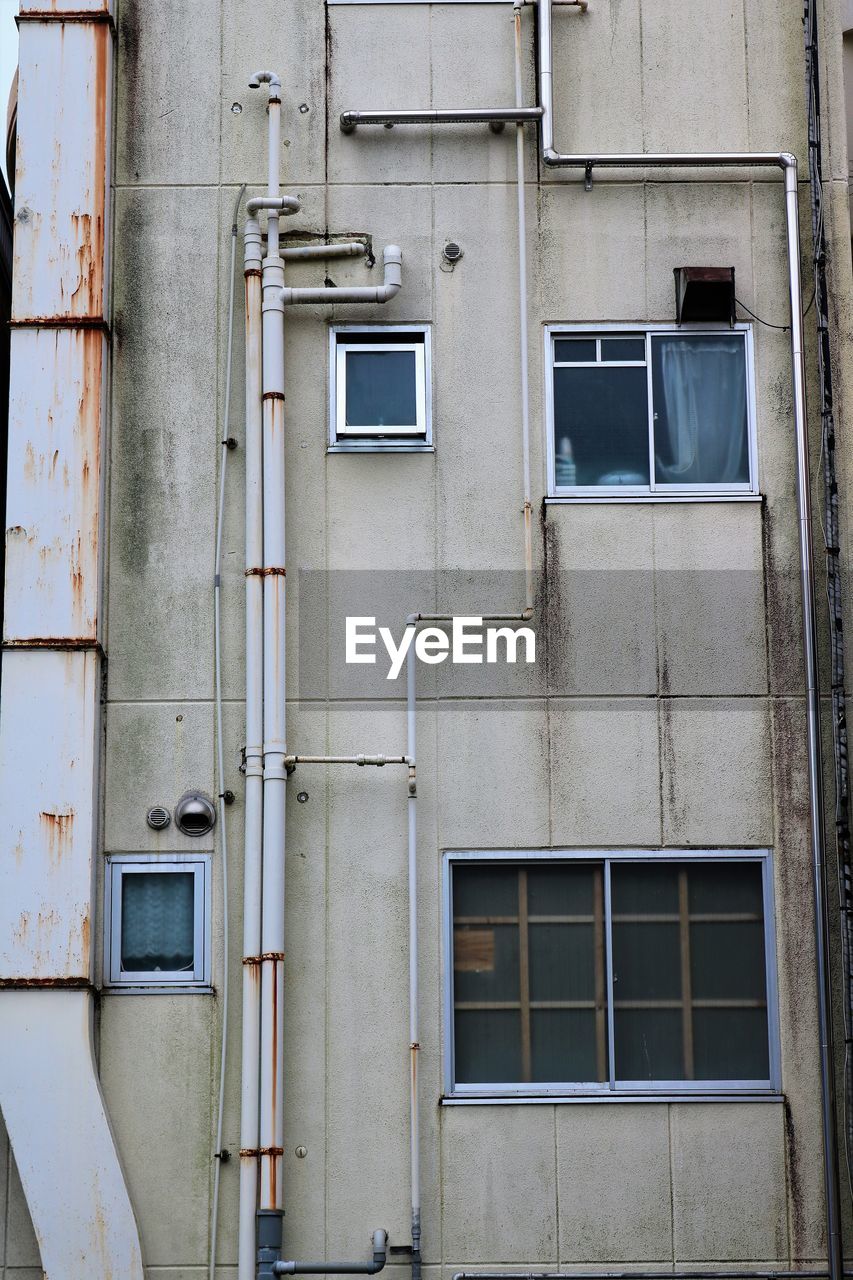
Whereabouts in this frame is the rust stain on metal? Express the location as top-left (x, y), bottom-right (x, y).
top-left (40, 808), bottom-right (75, 865)
top-left (240, 1148), bottom-right (260, 1159)
top-left (262, 390), bottom-right (286, 402)
top-left (258, 1146), bottom-right (284, 1157)
top-left (17, 13), bottom-right (115, 27)
top-left (3, 638), bottom-right (102, 650)
top-left (10, 316), bottom-right (110, 333)
top-left (245, 566), bottom-right (286, 577)
top-left (0, 976), bottom-right (92, 988)
top-left (242, 955), bottom-right (263, 966)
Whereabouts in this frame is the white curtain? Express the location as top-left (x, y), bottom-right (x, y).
top-left (655, 338), bottom-right (747, 484)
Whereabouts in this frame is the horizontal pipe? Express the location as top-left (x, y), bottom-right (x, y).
top-left (281, 244), bottom-right (401, 305)
top-left (281, 242), bottom-right (366, 261)
top-left (410, 612), bottom-right (533, 623)
top-left (340, 107), bottom-right (543, 132)
top-left (542, 149), bottom-right (793, 169)
top-left (274, 1231), bottom-right (388, 1276)
top-left (285, 754), bottom-right (411, 767)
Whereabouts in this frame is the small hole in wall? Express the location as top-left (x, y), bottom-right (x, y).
top-left (231, 102), bottom-right (243, 114)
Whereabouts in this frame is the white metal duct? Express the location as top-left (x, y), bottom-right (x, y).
top-left (0, 0), bottom-right (144, 1275)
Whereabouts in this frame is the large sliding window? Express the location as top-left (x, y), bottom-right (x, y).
top-left (444, 851), bottom-right (779, 1098)
top-left (545, 325), bottom-right (757, 500)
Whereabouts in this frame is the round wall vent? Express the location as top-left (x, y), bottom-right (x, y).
top-left (174, 792), bottom-right (217, 836)
top-left (146, 805), bottom-right (171, 831)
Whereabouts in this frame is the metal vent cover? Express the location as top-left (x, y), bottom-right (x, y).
top-left (146, 805), bottom-right (171, 831)
top-left (174, 791), bottom-right (216, 837)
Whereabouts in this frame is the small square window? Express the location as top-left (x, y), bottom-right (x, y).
top-left (444, 851), bottom-right (779, 1098)
top-left (329, 325), bottom-right (432, 452)
top-left (104, 855), bottom-right (211, 990)
top-left (547, 327), bottom-right (757, 499)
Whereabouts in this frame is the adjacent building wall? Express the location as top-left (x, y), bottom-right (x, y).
top-left (5, 0), bottom-right (853, 1275)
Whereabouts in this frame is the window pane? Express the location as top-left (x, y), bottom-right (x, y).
top-left (610, 862), bottom-right (770, 1084)
top-left (527, 864), bottom-right (594, 915)
top-left (531, 1009), bottom-right (599, 1082)
top-left (454, 924), bottom-right (519, 1002)
top-left (601, 337), bottom-right (645, 362)
top-left (651, 334), bottom-right (749, 485)
top-left (612, 922), bottom-right (681, 1000)
top-left (693, 1009), bottom-right (769, 1080)
top-left (344, 350), bottom-right (418, 428)
top-left (454, 864), bottom-right (517, 916)
top-left (554, 338), bottom-right (596, 363)
top-left (553, 365), bottom-right (650, 487)
top-left (455, 1009), bottom-right (521, 1083)
top-left (615, 1008), bottom-right (685, 1081)
top-left (529, 923), bottom-right (594, 1001)
top-left (121, 872), bottom-right (195, 972)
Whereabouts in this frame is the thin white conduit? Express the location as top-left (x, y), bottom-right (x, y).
top-left (209, 181), bottom-right (246, 1280)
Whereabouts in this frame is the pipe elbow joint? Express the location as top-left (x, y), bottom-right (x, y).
top-left (378, 245), bottom-right (403, 302)
top-left (542, 147), bottom-right (561, 167)
top-left (779, 151), bottom-right (798, 172)
top-left (340, 113), bottom-right (357, 134)
top-left (370, 1230), bottom-right (388, 1273)
top-left (249, 69), bottom-right (282, 93)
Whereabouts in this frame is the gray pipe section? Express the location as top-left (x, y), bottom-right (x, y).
top-left (340, 107), bottom-right (543, 133)
top-left (281, 242), bottom-right (365, 261)
top-left (273, 1231), bottom-right (388, 1276)
top-left (280, 245), bottom-right (401, 305)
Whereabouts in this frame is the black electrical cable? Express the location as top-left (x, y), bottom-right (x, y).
top-left (803, 0), bottom-right (853, 1222)
top-left (735, 288), bottom-right (815, 331)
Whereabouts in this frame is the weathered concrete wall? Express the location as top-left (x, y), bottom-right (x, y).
top-left (2, 0), bottom-right (844, 1276)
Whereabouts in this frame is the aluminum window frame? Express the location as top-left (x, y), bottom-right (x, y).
top-left (103, 853), bottom-right (212, 992)
top-left (442, 848), bottom-right (781, 1100)
top-left (329, 322), bottom-right (433, 453)
top-left (544, 322), bottom-right (759, 503)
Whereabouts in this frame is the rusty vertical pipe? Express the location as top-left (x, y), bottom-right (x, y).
top-left (256, 70), bottom-right (292, 1271)
top-left (239, 211), bottom-right (264, 1280)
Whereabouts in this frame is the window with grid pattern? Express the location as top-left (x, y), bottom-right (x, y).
top-left (448, 854), bottom-right (776, 1095)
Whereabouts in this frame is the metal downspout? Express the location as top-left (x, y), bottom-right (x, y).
top-left (252, 69), bottom-right (295, 1279)
top-left (239, 206), bottom-right (265, 1280)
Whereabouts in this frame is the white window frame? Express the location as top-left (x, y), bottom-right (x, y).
top-left (442, 848), bottom-right (781, 1102)
top-left (103, 853), bottom-right (212, 992)
top-left (329, 323), bottom-right (433, 453)
top-left (544, 323), bottom-right (759, 503)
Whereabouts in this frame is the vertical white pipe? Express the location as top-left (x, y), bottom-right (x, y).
top-left (210, 183), bottom-right (246, 1280)
top-left (239, 212), bottom-right (265, 1280)
top-left (406, 633), bottom-right (420, 1277)
top-left (783, 158), bottom-right (843, 1280)
top-left (513, 1), bottom-right (533, 615)
top-left (260, 73), bottom-right (287, 1225)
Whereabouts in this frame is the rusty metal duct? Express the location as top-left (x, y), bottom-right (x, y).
top-left (0, 2), bottom-right (144, 1276)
